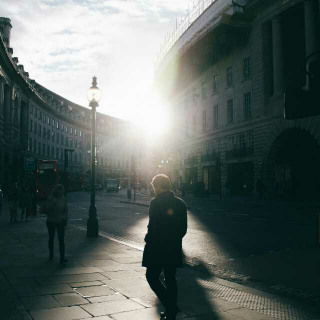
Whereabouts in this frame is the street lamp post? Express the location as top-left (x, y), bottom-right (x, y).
top-left (86, 76), bottom-right (102, 237)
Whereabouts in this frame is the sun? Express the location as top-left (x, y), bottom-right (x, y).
top-left (131, 91), bottom-right (170, 138)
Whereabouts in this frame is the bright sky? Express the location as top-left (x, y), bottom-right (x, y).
top-left (0, 0), bottom-right (189, 129)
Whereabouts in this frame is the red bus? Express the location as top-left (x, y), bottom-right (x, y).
top-left (36, 160), bottom-right (59, 199)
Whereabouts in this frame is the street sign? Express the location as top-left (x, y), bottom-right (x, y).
top-left (24, 159), bottom-right (36, 171)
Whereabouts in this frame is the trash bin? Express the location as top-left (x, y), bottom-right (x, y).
top-left (127, 189), bottom-right (132, 200)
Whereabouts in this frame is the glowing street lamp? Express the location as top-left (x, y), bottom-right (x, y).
top-left (87, 76), bottom-right (102, 237)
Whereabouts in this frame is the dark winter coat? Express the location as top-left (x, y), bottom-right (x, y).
top-left (142, 191), bottom-right (187, 267)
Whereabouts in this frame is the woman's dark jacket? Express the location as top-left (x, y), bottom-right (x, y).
top-left (142, 191), bottom-right (187, 267)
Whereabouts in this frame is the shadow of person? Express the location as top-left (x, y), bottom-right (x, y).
top-left (153, 251), bottom-right (222, 320)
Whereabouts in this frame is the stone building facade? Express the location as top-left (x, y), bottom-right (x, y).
top-left (0, 17), bottom-right (137, 193)
top-left (154, 0), bottom-right (320, 199)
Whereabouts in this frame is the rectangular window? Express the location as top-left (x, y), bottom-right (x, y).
top-left (56, 133), bottom-right (59, 144)
top-left (30, 105), bottom-right (33, 114)
top-left (75, 129), bottom-right (77, 136)
top-left (56, 121), bottom-right (59, 129)
top-left (213, 105), bottom-right (219, 128)
top-left (42, 144), bottom-right (45, 156)
top-left (51, 146), bottom-right (54, 158)
top-left (43, 127), bottom-right (46, 139)
top-left (30, 119), bottom-right (33, 132)
top-left (38, 142), bottom-right (41, 155)
top-left (56, 148), bottom-right (59, 159)
top-left (51, 131), bottom-right (55, 142)
top-left (213, 75), bottom-right (218, 92)
top-left (66, 138), bottom-right (68, 147)
top-left (47, 129), bottom-right (50, 140)
top-left (33, 140), bottom-right (36, 153)
top-left (201, 82), bottom-right (207, 100)
top-left (71, 127), bottom-right (73, 134)
top-left (65, 125), bottom-right (68, 133)
top-left (239, 134), bottom-right (246, 149)
top-left (226, 67), bottom-right (233, 87)
top-left (227, 99), bottom-right (234, 124)
top-left (28, 138), bottom-right (32, 152)
top-left (70, 138), bottom-right (73, 148)
top-left (79, 131), bottom-right (82, 137)
top-left (34, 122), bottom-right (37, 134)
top-left (52, 119), bottom-right (55, 127)
top-left (61, 123), bottom-right (64, 131)
top-left (47, 116), bottom-right (50, 125)
top-left (43, 114), bottom-right (46, 122)
top-left (243, 57), bottom-right (251, 79)
top-left (202, 110), bottom-right (207, 132)
top-left (61, 135), bottom-right (64, 145)
top-left (47, 145), bottom-right (50, 157)
top-left (243, 92), bottom-right (252, 119)
top-left (36, 108), bottom-right (38, 118)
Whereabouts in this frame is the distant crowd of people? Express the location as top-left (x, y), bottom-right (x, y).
top-left (0, 182), bottom-right (33, 222)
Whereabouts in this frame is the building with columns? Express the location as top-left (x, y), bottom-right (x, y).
top-left (0, 17), bottom-right (143, 193)
top-left (154, 0), bottom-right (320, 199)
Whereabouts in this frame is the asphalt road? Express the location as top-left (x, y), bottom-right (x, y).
top-left (66, 190), bottom-right (319, 302)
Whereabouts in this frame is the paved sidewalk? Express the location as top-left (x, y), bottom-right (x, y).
top-left (0, 202), bottom-right (320, 320)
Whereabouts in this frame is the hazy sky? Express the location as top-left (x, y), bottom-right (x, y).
top-left (0, 0), bottom-right (189, 124)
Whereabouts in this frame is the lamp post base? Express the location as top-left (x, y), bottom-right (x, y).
top-left (87, 206), bottom-right (99, 237)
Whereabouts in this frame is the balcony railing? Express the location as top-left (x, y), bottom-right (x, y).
top-left (225, 147), bottom-right (253, 159)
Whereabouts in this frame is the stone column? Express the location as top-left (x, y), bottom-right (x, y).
top-left (304, 0), bottom-right (320, 88)
top-left (272, 16), bottom-right (284, 97)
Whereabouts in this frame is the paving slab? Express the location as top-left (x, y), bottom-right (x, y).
top-left (33, 284), bottom-right (74, 295)
top-left (21, 295), bottom-right (61, 311)
top-left (70, 281), bottom-right (104, 288)
top-left (101, 270), bottom-right (141, 279)
top-left (81, 299), bottom-right (144, 317)
top-left (101, 277), bottom-right (146, 289)
top-left (29, 305), bottom-right (91, 320)
top-left (87, 293), bottom-right (127, 303)
top-left (82, 316), bottom-right (112, 320)
top-left (75, 285), bottom-right (116, 297)
top-left (115, 283), bottom-right (155, 298)
top-left (131, 295), bottom-right (160, 308)
top-left (36, 272), bottom-right (107, 285)
top-left (53, 293), bottom-right (89, 306)
top-left (41, 266), bottom-right (104, 276)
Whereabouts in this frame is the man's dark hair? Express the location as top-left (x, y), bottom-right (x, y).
top-left (151, 174), bottom-right (171, 191)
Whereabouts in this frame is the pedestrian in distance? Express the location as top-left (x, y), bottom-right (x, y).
top-left (44, 184), bottom-right (68, 265)
top-left (0, 185), bottom-right (3, 216)
top-left (20, 185), bottom-right (32, 221)
top-left (8, 182), bottom-right (19, 223)
top-left (142, 174), bottom-right (188, 320)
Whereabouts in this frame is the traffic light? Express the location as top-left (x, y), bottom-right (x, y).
top-left (284, 58), bottom-right (320, 120)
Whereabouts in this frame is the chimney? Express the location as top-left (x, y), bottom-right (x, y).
top-left (0, 17), bottom-right (12, 47)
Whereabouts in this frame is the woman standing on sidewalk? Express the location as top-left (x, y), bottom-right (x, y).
top-left (45, 184), bottom-right (68, 264)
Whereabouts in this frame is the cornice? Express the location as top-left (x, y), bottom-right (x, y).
top-left (0, 31), bottom-right (130, 135)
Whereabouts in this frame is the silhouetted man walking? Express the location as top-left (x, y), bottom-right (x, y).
top-left (142, 174), bottom-right (188, 320)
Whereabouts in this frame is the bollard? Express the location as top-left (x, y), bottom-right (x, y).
top-left (127, 189), bottom-right (132, 201)
top-left (317, 213), bottom-right (320, 245)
